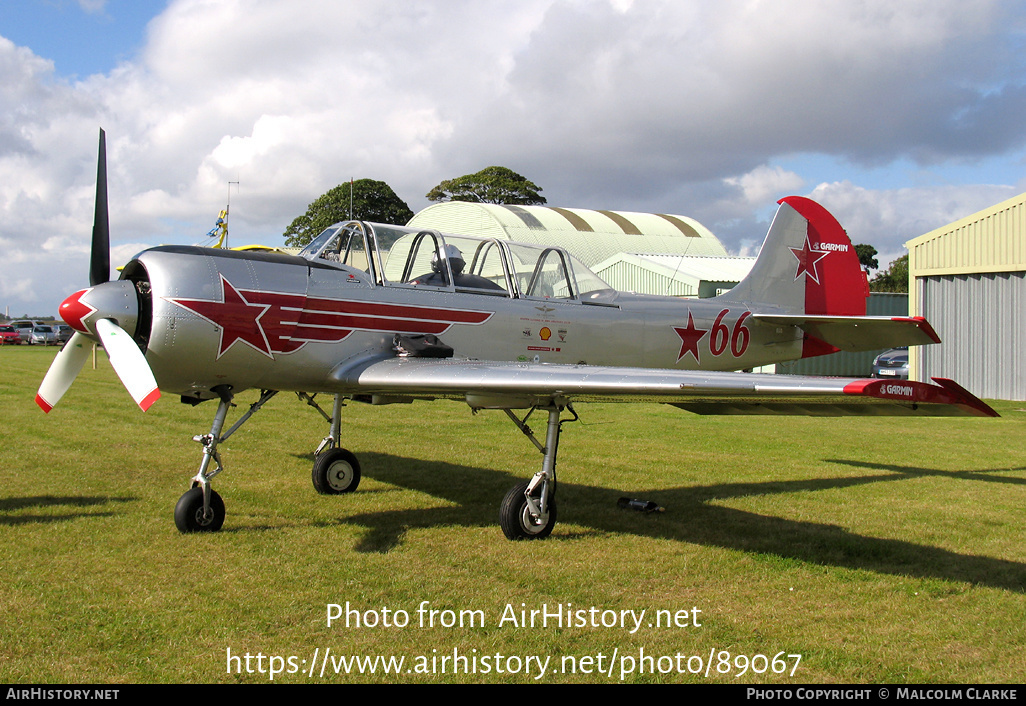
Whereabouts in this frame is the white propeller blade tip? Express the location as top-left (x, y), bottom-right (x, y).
top-left (35, 331), bottom-right (92, 413)
top-left (94, 318), bottom-right (161, 413)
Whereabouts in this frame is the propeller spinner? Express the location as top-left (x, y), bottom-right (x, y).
top-left (36, 129), bottom-right (160, 413)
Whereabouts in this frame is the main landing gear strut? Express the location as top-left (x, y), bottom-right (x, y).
top-left (291, 393), bottom-right (578, 540)
top-left (300, 392), bottom-right (362, 495)
top-left (172, 388), bottom-right (576, 541)
top-left (498, 401), bottom-right (578, 540)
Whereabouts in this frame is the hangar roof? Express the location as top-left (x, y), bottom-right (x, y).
top-left (906, 190), bottom-right (1026, 276)
top-left (407, 202), bottom-right (728, 267)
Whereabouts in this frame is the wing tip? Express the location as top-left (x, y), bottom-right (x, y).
top-left (843, 377), bottom-right (998, 417)
top-left (930, 377), bottom-right (999, 418)
top-left (890, 316), bottom-right (941, 344)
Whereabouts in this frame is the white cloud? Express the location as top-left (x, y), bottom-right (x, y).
top-left (724, 165), bottom-right (806, 208)
top-left (809, 180), bottom-right (1020, 261)
top-left (76, 0), bottom-right (108, 13)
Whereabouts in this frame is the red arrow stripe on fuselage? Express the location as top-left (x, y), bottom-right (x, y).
top-left (297, 296), bottom-right (494, 324)
top-left (240, 289), bottom-right (493, 352)
top-left (289, 312), bottom-right (452, 334)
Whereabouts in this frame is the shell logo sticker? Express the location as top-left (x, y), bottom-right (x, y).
top-left (540, 327), bottom-right (552, 341)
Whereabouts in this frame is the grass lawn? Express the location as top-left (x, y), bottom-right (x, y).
top-left (1, 345), bottom-right (1023, 683)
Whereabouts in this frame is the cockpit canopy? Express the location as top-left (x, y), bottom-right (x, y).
top-left (298, 221), bottom-right (613, 301)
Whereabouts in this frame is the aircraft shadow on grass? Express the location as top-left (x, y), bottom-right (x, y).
top-left (330, 452), bottom-right (1025, 593)
top-left (0, 495), bottom-right (135, 526)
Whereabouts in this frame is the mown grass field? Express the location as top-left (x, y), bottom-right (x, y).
top-left (1, 345), bottom-right (1024, 683)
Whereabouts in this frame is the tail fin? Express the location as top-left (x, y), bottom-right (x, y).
top-left (719, 196), bottom-right (869, 316)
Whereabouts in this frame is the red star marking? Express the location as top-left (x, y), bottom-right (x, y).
top-left (789, 237), bottom-right (830, 284)
top-left (673, 311), bottom-right (708, 363)
top-left (169, 275), bottom-right (273, 358)
top-left (59, 288), bottom-right (98, 334)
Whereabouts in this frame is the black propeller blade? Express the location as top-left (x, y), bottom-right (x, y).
top-left (89, 128), bottom-right (110, 287)
top-left (37, 128), bottom-right (161, 414)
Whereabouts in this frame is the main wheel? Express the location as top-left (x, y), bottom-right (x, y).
top-left (312, 448), bottom-right (361, 494)
top-left (499, 481), bottom-right (557, 540)
top-left (174, 487), bottom-right (225, 533)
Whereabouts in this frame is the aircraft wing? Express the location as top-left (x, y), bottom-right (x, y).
top-left (752, 314), bottom-right (940, 351)
top-left (331, 358), bottom-right (997, 418)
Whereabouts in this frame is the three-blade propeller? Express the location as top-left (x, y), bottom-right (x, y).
top-left (36, 129), bottom-right (160, 413)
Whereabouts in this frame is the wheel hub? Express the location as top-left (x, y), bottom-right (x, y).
top-left (520, 504), bottom-right (547, 534)
top-left (328, 461), bottom-right (354, 491)
top-left (193, 506), bottom-right (215, 526)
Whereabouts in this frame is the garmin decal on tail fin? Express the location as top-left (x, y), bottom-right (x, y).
top-left (780, 196), bottom-right (868, 317)
top-left (718, 196), bottom-right (868, 317)
top-left (717, 196), bottom-right (925, 359)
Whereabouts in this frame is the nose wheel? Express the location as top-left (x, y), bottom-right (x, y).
top-left (174, 487), bottom-right (226, 532)
top-left (173, 387), bottom-right (277, 533)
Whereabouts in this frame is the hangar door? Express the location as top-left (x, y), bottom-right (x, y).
top-left (919, 271), bottom-right (1026, 401)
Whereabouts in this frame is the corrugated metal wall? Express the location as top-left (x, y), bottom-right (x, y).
top-left (918, 271), bottom-right (1026, 401)
top-left (598, 260), bottom-right (696, 296)
top-left (907, 190), bottom-right (1026, 400)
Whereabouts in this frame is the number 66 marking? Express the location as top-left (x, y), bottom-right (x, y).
top-left (711, 309), bottom-right (752, 358)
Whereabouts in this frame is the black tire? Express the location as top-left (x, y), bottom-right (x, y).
top-left (174, 487), bottom-right (225, 533)
top-left (499, 481), bottom-right (557, 540)
top-left (312, 448), bottom-right (361, 494)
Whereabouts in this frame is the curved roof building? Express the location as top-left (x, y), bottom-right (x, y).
top-left (407, 202), bottom-right (728, 268)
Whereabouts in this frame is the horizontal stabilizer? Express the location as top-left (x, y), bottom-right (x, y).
top-left (753, 314), bottom-right (940, 351)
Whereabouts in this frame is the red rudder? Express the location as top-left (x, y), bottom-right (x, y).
top-left (778, 196), bottom-right (868, 317)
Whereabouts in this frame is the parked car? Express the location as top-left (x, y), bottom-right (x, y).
top-left (30, 325), bottom-right (57, 346)
top-left (872, 347), bottom-right (909, 379)
top-left (54, 324), bottom-right (73, 345)
top-left (0, 325), bottom-right (21, 344)
top-left (9, 320), bottom-right (41, 343)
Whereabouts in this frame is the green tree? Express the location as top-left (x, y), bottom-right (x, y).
top-left (426, 166), bottom-right (546, 205)
top-left (283, 179), bottom-right (414, 248)
top-left (869, 253), bottom-right (909, 293)
top-left (854, 243), bottom-right (878, 271)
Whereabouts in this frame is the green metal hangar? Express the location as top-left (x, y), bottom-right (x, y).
top-left (907, 191), bottom-right (1026, 401)
top-left (407, 202), bottom-right (734, 297)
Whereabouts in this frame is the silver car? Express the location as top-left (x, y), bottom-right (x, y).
top-left (54, 324), bottom-right (74, 345)
top-left (30, 325), bottom-right (57, 345)
top-left (9, 320), bottom-right (39, 343)
top-left (871, 347), bottom-right (909, 379)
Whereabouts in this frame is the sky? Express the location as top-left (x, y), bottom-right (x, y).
top-left (1, 0), bottom-right (1025, 317)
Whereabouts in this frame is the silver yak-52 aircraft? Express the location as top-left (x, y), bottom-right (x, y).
top-left (38, 131), bottom-right (997, 539)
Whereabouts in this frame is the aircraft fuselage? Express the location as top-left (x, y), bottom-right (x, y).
top-left (121, 243), bottom-right (801, 401)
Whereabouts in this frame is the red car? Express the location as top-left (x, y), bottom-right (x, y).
top-left (0, 325), bottom-right (22, 344)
